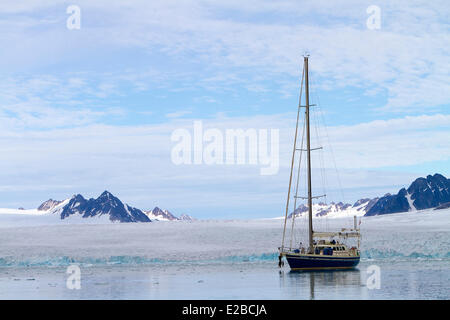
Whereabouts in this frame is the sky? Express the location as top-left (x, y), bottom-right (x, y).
top-left (0, 0), bottom-right (449, 218)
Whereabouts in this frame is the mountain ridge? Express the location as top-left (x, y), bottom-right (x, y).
top-left (289, 173), bottom-right (450, 218)
top-left (13, 173), bottom-right (450, 221)
top-left (38, 191), bottom-right (193, 223)
top-left (365, 173), bottom-right (450, 216)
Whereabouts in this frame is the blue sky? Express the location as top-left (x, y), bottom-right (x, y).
top-left (0, 0), bottom-right (449, 218)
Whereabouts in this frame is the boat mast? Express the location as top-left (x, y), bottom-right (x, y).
top-left (304, 56), bottom-right (314, 253)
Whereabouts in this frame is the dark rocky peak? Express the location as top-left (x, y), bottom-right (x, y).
top-left (71, 194), bottom-right (86, 201)
top-left (149, 206), bottom-right (179, 220)
top-left (101, 191), bottom-right (121, 203)
top-left (97, 190), bottom-right (117, 202)
top-left (152, 206), bottom-right (163, 214)
top-left (353, 198), bottom-right (370, 207)
top-left (407, 177), bottom-right (429, 193)
top-left (407, 173), bottom-right (450, 210)
top-left (408, 174), bottom-right (449, 194)
top-left (364, 197), bottom-right (379, 212)
top-left (365, 191), bottom-right (409, 216)
top-left (57, 191), bottom-right (150, 223)
top-left (68, 194), bottom-right (87, 207)
top-left (366, 173), bottom-right (450, 216)
top-left (398, 188), bottom-right (407, 197)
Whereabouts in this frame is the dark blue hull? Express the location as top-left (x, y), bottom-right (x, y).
top-left (285, 254), bottom-right (360, 270)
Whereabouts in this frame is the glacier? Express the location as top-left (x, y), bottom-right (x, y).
top-left (0, 206), bottom-right (448, 268)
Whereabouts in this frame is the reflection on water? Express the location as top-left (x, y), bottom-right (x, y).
top-left (279, 269), bottom-right (363, 300)
top-left (1, 260), bottom-right (448, 299)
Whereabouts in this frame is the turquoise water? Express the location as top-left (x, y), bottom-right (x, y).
top-left (1, 250), bottom-right (449, 268)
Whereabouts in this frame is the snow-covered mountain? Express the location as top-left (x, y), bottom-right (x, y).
top-left (45, 191), bottom-right (150, 223)
top-left (144, 207), bottom-right (179, 221)
top-left (142, 208), bottom-right (197, 221)
top-left (288, 198), bottom-right (379, 219)
top-left (3, 173), bottom-right (447, 221)
top-left (365, 173), bottom-right (450, 216)
top-left (37, 199), bottom-right (62, 211)
top-left (31, 191), bottom-right (195, 223)
top-left (288, 173), bottom-right (450, 218)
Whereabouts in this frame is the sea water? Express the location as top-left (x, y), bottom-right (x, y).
top-left (0, 208), bottom-right (449, 299)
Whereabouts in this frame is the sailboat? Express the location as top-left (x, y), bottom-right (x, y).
top-left (278, 55), bottom-right (361, 271)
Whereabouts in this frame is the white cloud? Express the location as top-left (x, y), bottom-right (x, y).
top-left (326, 114), bottom-right (450, 168)
top-left (0, 0), bottom-right (448, 111)
top-left (0, 0), bottom-right (448, 216)
top-left (0, 112), bottom-right (448, 213)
